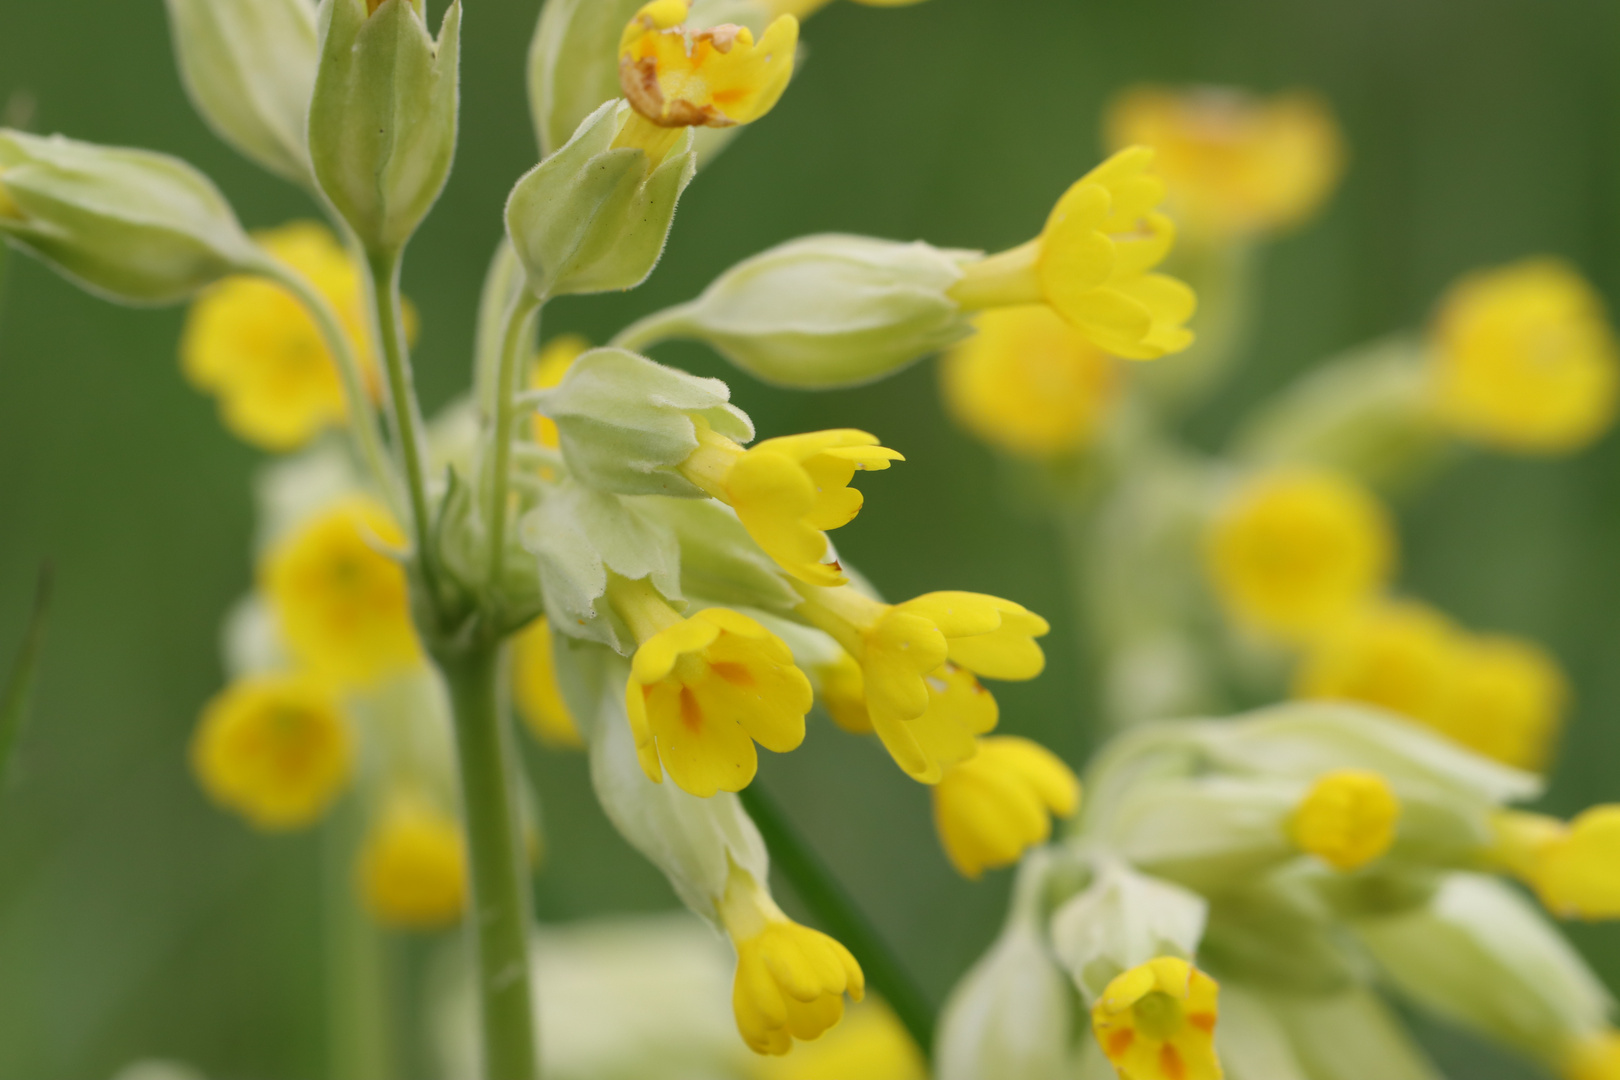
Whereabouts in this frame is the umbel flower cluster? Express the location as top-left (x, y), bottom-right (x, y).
top-left (6, 2), bottom-right (1620, 1079)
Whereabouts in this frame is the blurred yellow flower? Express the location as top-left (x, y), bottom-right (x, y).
top-left (1288, 769), bottom-right (1400, 871)
top-left (618, 1), bottom-right (797, 130)
top-left (680, 424), bottom-right (902, 586)
top-left (1430, 259), bottom-right (1620, 454)
top-left (529, 334), bottom-right (589, 450)
top-left (1105, 86), bottom-right (1344, 239)
top-left (749, 1002), bottom-right (924, 1080)
top-left (797, 585), bottom-right (1047, 782)
top-left (1092, 957), bottom-right (1223, 1080)
top-left (1567, 1030), bottom-right (1620, 1080)
top-left (815, 650), bottom-right (873, 735)
top-left (951, 147), bottom-right (1196, 360)
top-left (1497, 806), bottom-right (1620, 922)
top-left (191, 674), bottom-right (352, 831)
top-left (1206, 469), bottom-right (1395, 642)
top-left (940, 306), bottom-right (1119, 459)
top-left (932, 735), bottom-right (1081, 879)
top-left (358, 797), bottom-right (469, 930)
top-left (512, 616), bottom-right (583, 749)
top-left (721, 865), bottom-right (865, 1056)
top-left (613, 578), bottom-right (812, 796)
top-left (181, 221), bottom-right (377, 451)
top-left (1294, 600), bottom-right (1458, 721)
top-left (263, 496), bottom-right (422, 688)
top-left (1431, 635), bottom-right (1568, 772)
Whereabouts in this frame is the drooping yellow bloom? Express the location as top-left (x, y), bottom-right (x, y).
top-left (262, 497), bottom-right (422, 688)
top-left (182, 222), bottom-right (379, 451)
top-left (618, 1), bottom-right (798, 131)
top-left (1293, 600), bottom-right (1460, 722)
top-left (1495, 806), bottom-right (1620, 921)
top-left (512, 616), bottom-right (583, 748)
top-left (1206, 469), bottom-right (1395, 642)
top-left (721, 864), bottom-right (865, 1056)
top-left (358, 797), bottom-right (469, 930)
top-left (1429, 259), bottom-right (1620, 454)
top-left (950, 147), bottom-right (1196, 360)
top-left (1429, 635), bottom-right (1568, 772)
top-left (750, 1003), bottom-right (925, 1080)
top-left (679, 424), bottom-right (902, 586)
top-left (797, 585), bottom-right (1047, 783)
top-left (1105, 86), bottom-right (1344, 239)
top-left (529, 334), bottom-right (589, 449)
top-left (940, 306), bottom-right (1119, 458)
top-left (1288, 769), bottom-right (1400, 871)
top-left (611, 577), bottom-right (812, 796)
top-left (1092, 957), bottom-right (1223, 1080)
top-left (932, 736), bottom-right (1081, 879)
top-left (191, 674), bottom-right (353, 831)
top-left (1566, 1030), bottom-right (1620, 1080)
top-left (815, 650), bottom-right (874, 735)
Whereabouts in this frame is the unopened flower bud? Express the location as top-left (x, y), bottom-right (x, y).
top-left (938, 906), bottom-right (1077, 1080)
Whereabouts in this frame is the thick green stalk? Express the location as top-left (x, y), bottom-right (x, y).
top-left (485, 292), bottom-right (542, 596)
top-left (440, 643), bottom-right (540, 1080)
top-left (738, 783), bottom-right (937, 1060)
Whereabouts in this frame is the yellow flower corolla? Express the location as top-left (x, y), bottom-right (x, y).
top-left (358, 798), bottom-right (469, 930)
top-left (750, 1002), bottom-right (925, 1080)
top-left (1092, 957), bottom-right (1223, 1080)
top-left (1288, 769), bottom-right (1400, 871)
top-left (940, 306), bottom-right (1119, 459)
top-left (263, 497), bottom-right (422, 688)
top-left (618, 1), bottom-right (798, 131)
top-left (1430, 259), bottom-right (1620, 454)
top-left (816, 650), bottom-right (873, 735)
top-left (950, 147), bottom-right (1196, 361)
top-left (1206, 469), bottom-right (1395, 642)
top-left (797, 585), bottom-right (1047, 783)
top-left (1293, 600), bottom-right (1458, 722)
top-left (721, 865), bottom-right (865, 1056)
top-left (512, 616), bottom-right (583, 749)
top-left (680, 424), bottom-right (902, 586)
top-left (1105, 86), bottom-right (1344, 239)
top-left (612, 578), bottom-right (812, 796)
top-left (191, 675), bottom-right (353, 831)
top-left (932, 736), bottom-right (1081, 879)
top-left (529, 334), bottom-right (589, 449)
top-left (1567, 1030), bottom-right (1620, 1080)
top-left (1430, 635), bottom-right (1568, 772)
top-left (182, 222), bottom-right (379, 451)
top-left (1496, 806), bottom-right (1620, 921)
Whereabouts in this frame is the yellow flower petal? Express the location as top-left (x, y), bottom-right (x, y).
top-left (933, 735), bottom-right (1080, 877)
top-left (1093, 958), bottom-right (1223, 1080)
top-left (512, 616), bottom-right (583, 748)
top-left (1289, 769), bottom-right (1401, 871)
top-left (619, 3), bottom-right (799, 129)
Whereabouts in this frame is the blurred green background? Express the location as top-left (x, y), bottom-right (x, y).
top-left (3, 0), bottom-right (1620, 1076)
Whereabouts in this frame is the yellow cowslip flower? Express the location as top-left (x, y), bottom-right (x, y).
top-left (1092, 957), bottom-right (1223, 1080)
top-left (815, 649), bottom-right (873, 735)
top-left (181, 221), bottom-right (379, 452)
top-left (949, 147), bottom-right (1196, 361)
top-left (618, 0), bottom-right (797, 146)
top-left (610, 576), bottom-right (813, 796)
top-left (191, 674), bottom-right (353, 831)
top-left (1566, 1030), bottom-right (1620, 1080)
top-left (679, 424), bottom-right (902, 586)
top-left (749, 1002), bottom-right (925, 1080)
top-left (1288, 769), bottom-right (1400, 871)
top-left (796, 584), bottom-right (1047, 783)
top-left (262, 496), bottom-right (422, 688)
top-left (1293, 600), bottom-right (1460, 723)
top-left (1105, 86), bottom-right (1344, 239)
top-left (529, 334), bottom-right (589, 449)
top-left (939, 305), bottom-right (1119, 459)
top-left (1206, 469), bottom-right (1395, 643)
top-left (1429, 635), bottom-right (1568, 772)
top-left (1429, 259), bottom-right (1620, 454)
top-left (358, 797), bottom-right (469, 930)
top-left (511, 616), bottom-right (583, 749)
top-left (1495, 806), bottom-right (1620, 921)
top-left (721, 864), bottom-right (865, 1056)
top-left (932, 736), bottom-right (1081, 879)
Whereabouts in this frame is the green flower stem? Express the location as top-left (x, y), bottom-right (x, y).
top-left (257, 259), bottom-right (399, 520)
top-left (485, 291), bottom-right (542, 598)
top-left (323, 801), bottom-right (396, 1080)
top-left (737, 782), bottom-right (937, 1061)
top-left (440, 642), bottom-right (540, 1080)
top-left (608, 302), bottom-right (692, 354)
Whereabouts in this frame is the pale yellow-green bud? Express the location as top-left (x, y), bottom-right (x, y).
top-left (532, 348), bottom-right (753, 497)
top-left (1270, 987), bottom-right (1445, 1080)
top-left (164, 0), bottom-right (319, 185)
top-left (527, 0), bottom-right (647, 155)
top-left (0, 130), bottom-right (260, 304)
top-left (938, 915), bottom-right (1077, 1080)
top-left (615, 234), bottom-right (977, 388)
top-left (1050, 860), bottom-right (1207, 1003)
top-left (505, 101), bottom-right (696, 300)
top-left (308, 0), bottom-right (461, 255)
top-left (642, 496), bottom-right (802, 614)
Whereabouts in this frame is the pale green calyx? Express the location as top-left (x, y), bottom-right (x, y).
top-left (505, 101), bottom-right (696, 300)
top-left (1050, 859), bottom-right (1207, 1003)
top-left (526, 0), bottom-right (644, 156)
top-left (614, 234), bottom-right (978, 389)
top-left (641, 497), bottom-right (801, 615)
top-left (308, 0), bottom-right (461, 255)
top-left (0, 129), bottom-right (260, 304)
top-left (531, 348), bottom-right (753, 497)
top-left (164, 0), bottom-right (319, 185)
top-left (522, 483), bottom-right (682, 651)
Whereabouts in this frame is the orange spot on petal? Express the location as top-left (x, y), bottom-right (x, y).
top-left (1160, 1044), bottom-right (1186, 1080)
top-left (1107, 1029), bottom-right (1135, 1058)
top-left (679, 687), bottom-right (704, 733)
top-left (1188, 1012), bottom-right (1216, 1034)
